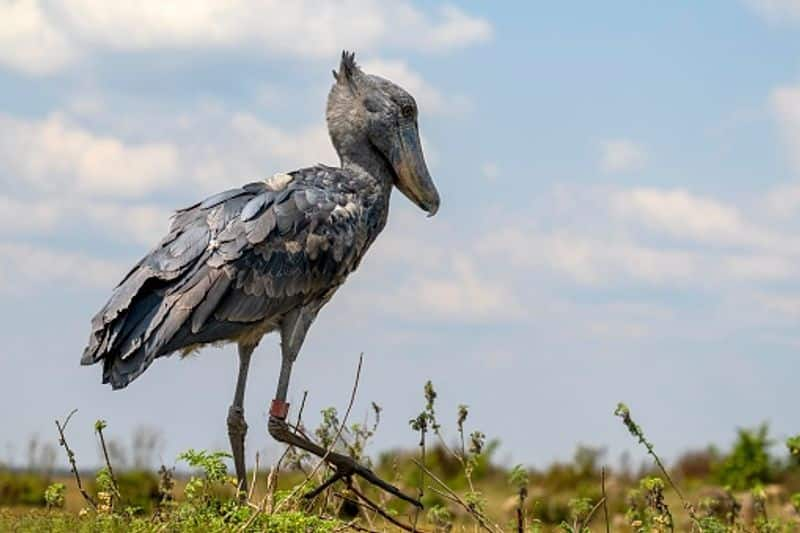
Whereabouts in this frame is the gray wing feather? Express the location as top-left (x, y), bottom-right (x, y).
top-left (199, 188), bottom-right (249, 209)
top-left (244, 209), bottom-right (276, 244)
top-left (84, 168), bottom-right (366, 389)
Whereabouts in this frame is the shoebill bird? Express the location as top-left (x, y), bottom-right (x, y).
top-left (81, 52), bottom-right (439, 506)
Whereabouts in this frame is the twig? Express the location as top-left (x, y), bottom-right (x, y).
top-left (350, 480), bottom-right (377, 530)
top-left (240, 463), bottom-right (277, 532)
top-left (331, 517), bottom-right (381, 533)
top-left (427, 485), bottom-right (461, 506)
top-left (601, 467), bottom-right (610, 533)
top-left (295, 390), bottom-right (309, 429)
top-left (274, 353), bottom-right (363, 512)
top-left (264, 464), bottom-right (276, 512)
top-left (349, 484), bottom-right (429, 533)
top-left (247, 451), bottom-right (260, 502)
top-left (614, 403), bottom-right (700, 524)
top-left (412, 458), bottom-right (497, 533)
top-left (55, 410), bottom-right (96, 509)
top-left (579, 497), bottom-right (607, 530)
top-left (94, 420), bottom-right (121, 499)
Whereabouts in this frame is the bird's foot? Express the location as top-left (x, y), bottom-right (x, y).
top-left (267, 413), bottom-right (421, 509)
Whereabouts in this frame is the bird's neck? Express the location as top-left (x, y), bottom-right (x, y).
top-left (336, 142), bottom-right (393, 238)
top-left (338, 142), bottom-right (394, 197)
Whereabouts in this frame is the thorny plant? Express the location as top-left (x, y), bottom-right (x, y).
top-left (625, 477), bottom-right (674, 532)
top-left (559, 496), bottom-right (606, 533)
top-left (615, 402), bottom-right (701, 528)
top-left (409, 380), bottom-right (500, 533)
top-left (94, 419), bottom-right (121, 513)
top-left (697, 487), bottom-right (740, 526)
top-left (615, 403), bottom-right (800, 533)
top-left (43, 482), bottom-right (65, 509)
top-left (26, 387), bottom-right (800, 532)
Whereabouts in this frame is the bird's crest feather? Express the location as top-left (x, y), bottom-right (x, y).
top-left (332, 50), bottom-right (363, 94)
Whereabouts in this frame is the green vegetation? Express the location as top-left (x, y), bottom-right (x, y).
top-left (1, 384), bottom-right (800, 531)
top-left (713, 425), bottom-right (775, 491)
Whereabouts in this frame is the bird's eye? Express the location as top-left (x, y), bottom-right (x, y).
top-left (401, 104), bottom-right (415, 118)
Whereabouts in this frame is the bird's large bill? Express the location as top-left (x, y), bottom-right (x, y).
top-left (390, 125), bottom-right (440, 216)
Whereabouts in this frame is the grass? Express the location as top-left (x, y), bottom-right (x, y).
top-left (1, 381), bottom-right (799, 531)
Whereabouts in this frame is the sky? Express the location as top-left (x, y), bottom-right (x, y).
top-left (2, 0), bottom-right (800, 472)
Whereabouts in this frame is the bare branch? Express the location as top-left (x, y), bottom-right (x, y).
top-left (55, 410), bottom-right (96, 509)
top-left (412, 458), bottom-right (498, 533)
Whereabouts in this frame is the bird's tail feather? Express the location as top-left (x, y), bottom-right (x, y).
top-left (83, 258), bottom-right (226, 389)
top-left (82, 267), bottom-right (171, 389)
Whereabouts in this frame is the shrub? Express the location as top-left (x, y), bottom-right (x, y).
top-left (674, 447), bottom-right (720, 480)
top-left (44, 483), bottom-right (66, 509)
top-left (115, 471), bottom-right (159, 513)
top-left (713, 424), bottom-right (775, 490)
top-left (0, 469), bottom-right (48, 506)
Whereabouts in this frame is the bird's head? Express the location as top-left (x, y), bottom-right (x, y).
top-left (327, 51), bottom-right (440, 216)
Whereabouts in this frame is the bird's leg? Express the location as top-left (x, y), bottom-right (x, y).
top-left (228, 343), bottom-right (254, 498)
top-left (267, 308), bottom-right (422, 508)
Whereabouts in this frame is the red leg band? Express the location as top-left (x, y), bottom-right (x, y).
top-left (270, 399), bottom-right (290, 420)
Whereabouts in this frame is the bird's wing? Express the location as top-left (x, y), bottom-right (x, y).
top-left (83, 168), bottom-right (368, 388)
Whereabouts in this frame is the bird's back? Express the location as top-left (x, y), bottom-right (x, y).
top-left (82, 166), bottom-right (387, 389)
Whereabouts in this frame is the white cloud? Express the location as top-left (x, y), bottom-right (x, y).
top-left (482, 227), bottom-right (699, 287)
top-left (0, 195), bottom-right (62, 234)
top-left (0, 0), bottom-right (76, 75)
top-left (599, 139), bottom-right (647, 174)
top-left (475, 185), bottom-right (800, 290)
top-left (745, 0), bottom-right (800, 23)
top-left (0, 106), bottom-right (341, 250)
top-left (722, 253), bottom-right (796, 281)
top-left (764, 183), bottom-right (800, 217)
top-left (411, 255), bottom-right (520, 321)
top-left (55, 0), bottom-right (380, 56)
top-left (389, 4), bottom-right (492, 52)
top-left (761, 85), bottom-right (800, 217)
top-left (0, 113), bottom-right (179, 197)
top-left (0, 106), bottom-right (341, 200)
top-left (756, 292), bottom-right (800, 317)
top-left (180, 111), bottom-right (336, 191)
top-left (361, 58), bottom-right (471, 115)
top-left (228, 113), bottom-right (335, 168)
top-left (343, 181), bottom-right (800, 325)
top-left (340, 214), bottom-right (520, 324)
top-left (0, 1), bottom-right (492, 76)
top-left (771, 84), bottom-right (800, 173)
top-left (85, 203), bottom-right (172, 246)
top-left (0, 242), bottom-right (123, 292)
top-left (611, 188), bottom-right (769, 248)
top-left (0, 194), bottom-right (171, 248)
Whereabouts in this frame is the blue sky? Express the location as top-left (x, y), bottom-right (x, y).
top-left (2, 0), bottom-right (800, 471)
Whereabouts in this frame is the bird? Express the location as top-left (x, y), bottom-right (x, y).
top-left (81, 51), bottom-right (439, 506)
